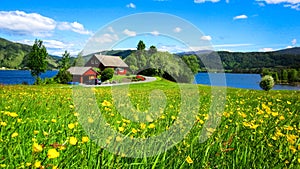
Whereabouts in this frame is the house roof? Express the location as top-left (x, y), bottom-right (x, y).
top-left (94, 54), bottom-right (128, 68)
top-left (67, 67), bottom-right (97, 75)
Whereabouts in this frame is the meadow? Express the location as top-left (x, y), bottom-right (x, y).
top-left (0, 79), bottom-right (299, 168)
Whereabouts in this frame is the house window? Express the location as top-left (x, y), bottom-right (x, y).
top-left (95, 60), bottom-right (99, 64)
top-left (91, 60), bottom-right (95, 64)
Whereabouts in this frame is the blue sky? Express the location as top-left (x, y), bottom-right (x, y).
top-left (0, 0), bottom-right (299, 55)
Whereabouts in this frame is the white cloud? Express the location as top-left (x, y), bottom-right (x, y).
top-left (292, 38), bottom-right (297, 45)
top-left (233, 14), bottom-right (248, 20)
top-left (194, 0), bottom-right (220, 3)
top-left (150, 30), bottom-right (160, 36)
top-left (0, 10), bottom-right (55, 37)
top-left (173, 27), bottom-right (182, 33)
top-left (226, 0), bottom-right (230, 3)
top-left (259, 47), bottom-right (274, 52)
top-left (91, 33), bottom-right (119, 44)
top-left (57, 22), bottom-right (92, 35)
top-left (286, 45), bottom-right (293, 48)
top-left (201, 35), bottom-right (212, 41)
top-left (123, 29), bottom-right (136, 36)
top-left (126, 3), bottom-right (136, 8)
top-left (257, 0), bottom-right (300, 10)
top-left (0, 10), bottom-right (92, 37)
top-left (17, 39), bottom-right (73, 49)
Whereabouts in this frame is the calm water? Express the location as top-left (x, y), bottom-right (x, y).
top-left (195, 73), bottom-right (300, 90)
top-left (0, 70), bottom-right (58, 85)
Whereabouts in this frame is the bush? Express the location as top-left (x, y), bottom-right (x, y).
top-left (54, 70), bottom-right (72, 84)
top-left (259, 75), bottom-right (275, 91)
top-left (101, 68), bottom-right (114, 82)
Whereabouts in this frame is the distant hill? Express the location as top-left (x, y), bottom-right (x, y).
top-left (176, 47), bottom-right (300, 72)
top-left (0, 37), bottom-right (60, 69)
top-left (274, 47), bottom-right (300, 55)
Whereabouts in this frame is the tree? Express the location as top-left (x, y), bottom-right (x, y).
top-left (137, 40), bottom-right (146, 51)
top-left (73, 52), bottom-right (85, 66)
top-left (55, 50), bottom-right (72, 84)
top-left (60, 50), bottom-right (71, 71)
top-left (282, 69), bottom-right (288, 83)
top-left (182, 55), bottom-right (200, 74)
top-left (101, 68), bottom-right (114, 82)
top-left (259, 75), bottom-right (275, 91)
top-left (148, 45), bottom-right (157, 55)
top-left (26, 39), bottom-right (48, 81)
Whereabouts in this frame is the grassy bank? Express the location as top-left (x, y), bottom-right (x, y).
top-left (0, 79), bottom-right (299, 168)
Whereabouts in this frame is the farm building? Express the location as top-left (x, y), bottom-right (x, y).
top-left (67, 67), bottom-right (98, 84)
top-left (85, 54), bottom-right (129, 75)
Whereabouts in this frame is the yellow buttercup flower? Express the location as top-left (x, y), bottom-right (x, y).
top-left (148, 123), bottom-right (155, 129)
top-left (11, 132), bottom-right (18, 138)
top-left (102, 100), bottom-right (112, 107)
top-left (118, 127), bottom-right (125, 132)
top-left (9, 112), bottom-right (18, 118)
top-left (33, 130), bottom-right (39, 135)
top-left (69, 137), bottom-right (78, 145)
top-left (47, 149), bottom-right (60, 159)
top-left (132, 128), bottom-right (138, 134)
top-left (51, 119), bottom-right (57, 123)
top-left (82, 136), bottom-right (89, 143)
top-left (0, 121), bottom-right (7, 126)
top-left (33, 142), bottom-right (43, 153)
top-left (34, 161), bottom-right (41, 168)
top-left (68, 123), bottom-right (75, 129)
top-left (186, 155), bottom-right (193, 164)
top-left (140, 123), bottom-right (146, 130)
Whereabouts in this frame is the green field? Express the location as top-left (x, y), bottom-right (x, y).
top-left (0, 79), bottom-right (299, 168)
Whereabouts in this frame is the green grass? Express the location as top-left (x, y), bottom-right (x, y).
top-left (0, 79), bottom-right (299, 168)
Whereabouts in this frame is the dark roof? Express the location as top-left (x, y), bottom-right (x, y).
top-left (94, 54), bottom-right (128, 68)
top-left (67, 67), bottom-right (97, 75)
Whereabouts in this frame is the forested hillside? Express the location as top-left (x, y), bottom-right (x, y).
top-left (0, 38), bottom-right (59, 69)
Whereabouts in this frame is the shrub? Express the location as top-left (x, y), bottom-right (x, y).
top-left (54, 70), bottom-right (72, 84)
top-left (101, 68), bottom-right (114, 82)
top-left (259, 75), bottom-right (275, 91)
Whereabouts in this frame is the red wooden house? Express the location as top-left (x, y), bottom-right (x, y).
top-left (67, 67), bottom-right (98, 84)
top-left (85, 54), bottom-right (128, 75)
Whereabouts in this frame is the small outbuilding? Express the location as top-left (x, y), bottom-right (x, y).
top-left (85, 54), bottom-right (129, 75)
top-left (67, 67), bottom-right (98, 84)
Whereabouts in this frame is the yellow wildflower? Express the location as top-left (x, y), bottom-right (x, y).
top-left (271, 112), bottom-right (278, 117)
top-left (47, 149), bottom-right (60, 159)
top-left (118, 127), bottom-right (125, 132)
top-left (82, 136), bottom-right (89, 143)
top-left (186, 155), bottom-right (193, 164)
top-left (289, 146), bottom-right (297, 153)
top-left (286, 134), bottom-right (298, 144)
top-left (34, 161), bottom-right (41, 168)
top-left (223, 112), bottom-right (230, 118)
top-left (9, 112), bottom-right (18, 118)
top-left (33, 142), bottom-right (43, 153)
top-left (148, 123), bottom-right (155, 129)
top-left (287, 101), bottom-right (291, 104)
top-left (26, 163), bottom-right (31, 167)
top-left (140, 123), bottom-right (146, 130)
top-left (34, 130), bottom-right (39, 135)
top-left (43, 131), bottom-right (49, 136)
top-left (69, 137), bottom-right (78, 145)
top-left (88, 117), bottom-right (94, 123)
top-left (68, 123), bottom-right (75, 129)
top-left (0, 121), bottom-right (7, 126)
top-left (51, 119), bottom-right (57, 123)
top-left (132, 128), bottom-right (138, 134)
top-left (11, 132), bottom-right (18, 138)
top-left (284, 126), bottom-right (294, 131)
top-left (279, 116), bottom-right (285, 120)
top-left (102, 100), bottom-right (112, 107)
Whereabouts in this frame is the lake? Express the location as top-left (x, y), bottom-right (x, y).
top-left (0, 70), bottom-right (58, 85)
top-left (194, 73), bottom-right (300, 90)
top-left (0, 70), bottom-right (299, 90)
